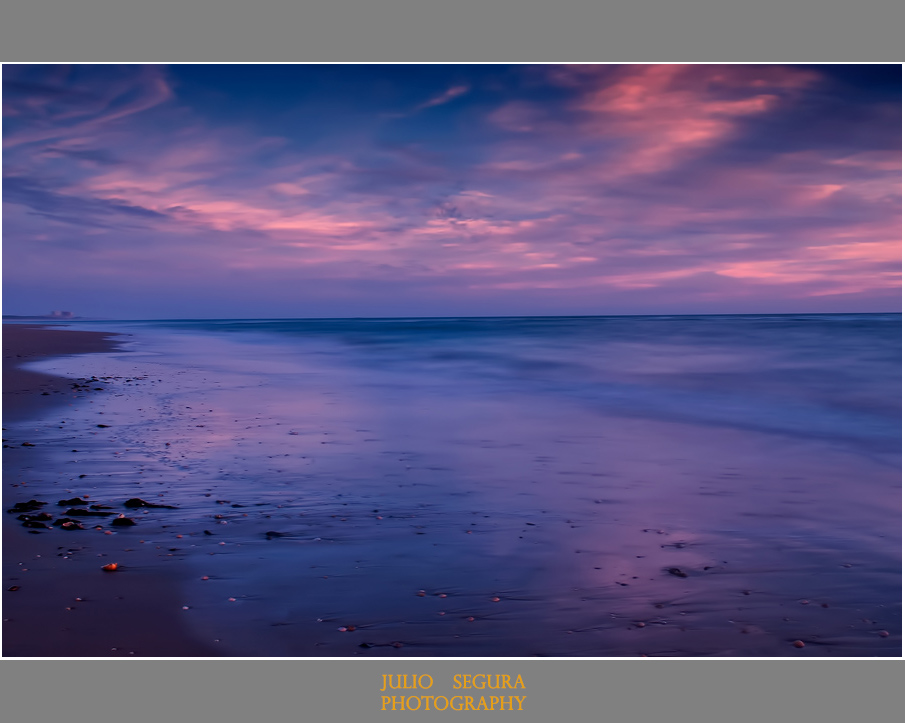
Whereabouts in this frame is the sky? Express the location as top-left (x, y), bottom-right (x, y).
top-left (2, 64), bottom-right (901, 319)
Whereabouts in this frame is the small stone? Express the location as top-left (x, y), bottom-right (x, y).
top-left (101, 563), bottom-right (118, 571)
top-left (491, 596), bottom-right (501, 602)
top-left (111, 515), bottom-right (136, 527)
top-left (667, 568), bottom-right (688, 578)
top-left (8, 586), bottom-right (21, 592)
top-left (793, 640), bottom-right (805, 648)
top-left (879, 630), bottom-right (890, 638)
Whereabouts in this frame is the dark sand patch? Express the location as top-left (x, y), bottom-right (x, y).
top-left (3, 324), bottom-right (122, 423)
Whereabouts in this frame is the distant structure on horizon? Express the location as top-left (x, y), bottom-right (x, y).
top-left (2, 311), bottom-right (83, 320)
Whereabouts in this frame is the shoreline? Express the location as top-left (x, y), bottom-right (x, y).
top-left (3, 324), bottom-right (124, 424)
top-left (3, 324), bottom-right (217, 657)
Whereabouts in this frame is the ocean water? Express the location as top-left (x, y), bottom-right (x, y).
top-left (8, 314), bottom-right (902, 656)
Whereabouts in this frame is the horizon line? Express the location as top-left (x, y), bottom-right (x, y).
top-left (4, 311), bottom-right (902, 324)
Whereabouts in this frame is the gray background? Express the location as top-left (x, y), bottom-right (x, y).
top-left (1, 1), bottom-right (902, 720)
top-left (2, 1), bottom-right (904, 61)
top-left (1, 659), bottom-right (902, 721)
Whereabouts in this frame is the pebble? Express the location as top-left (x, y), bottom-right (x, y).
top-left (879, 630), bottom-right (890, 638)
top-left (793, 640), bottom-right (805, 648)
top-left (101, 563), bottom-right (118, 571)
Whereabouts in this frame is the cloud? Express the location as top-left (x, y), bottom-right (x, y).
top-left (3, 65), bottom-right (899, 317)
top-left (3, 65), bottom-right (173, 149)
top-left (415, 84), bottom-right (470, 111)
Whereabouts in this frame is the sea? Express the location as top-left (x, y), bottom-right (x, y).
top-left (6, 314), bottom-right (902, 656)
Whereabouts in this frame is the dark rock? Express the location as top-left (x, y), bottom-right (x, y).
top-left (65, 508), bottom-right (113, 517)
top-left (58, 498), bottom-right (87, 506)
top-left (21, 442), bottom-right (35, 447)
top-left (265, 531), bottom-right (285, 539)
top-left (7, 500), bottom-right (48, 513)
top-left (22, 520), bottom-right (50, 529)
top-left (17, 512), bottom-right (53, 522)
top-left (96, 424), bottom-right (111, 428)
top-left (111, 515), bottom-right (137, 527)
top-left (667, 567), bottom-right (688, 578)
top-left (60, 520), bottom-right (86, 531)
top-left (89, 504), bottom-right (114, 510)
top-left (203, 530), bottom-right (214, 535)
top-left (123, 498), bottom-right (177, 509)
top-left (53, 517), bottom-right (81, 526)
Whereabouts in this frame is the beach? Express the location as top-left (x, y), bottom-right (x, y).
top-left (2, 317), bottom-right (900, 657)
top-left (3, 325), bottom-right (215, 656)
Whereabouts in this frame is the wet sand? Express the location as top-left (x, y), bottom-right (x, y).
top-left (2, 321), bottom-right (900, 657)
top-left (3, 325), bottom-right (216, 656)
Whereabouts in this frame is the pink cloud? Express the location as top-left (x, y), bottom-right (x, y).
top-left (416, 84), bottom-right (470, 111)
